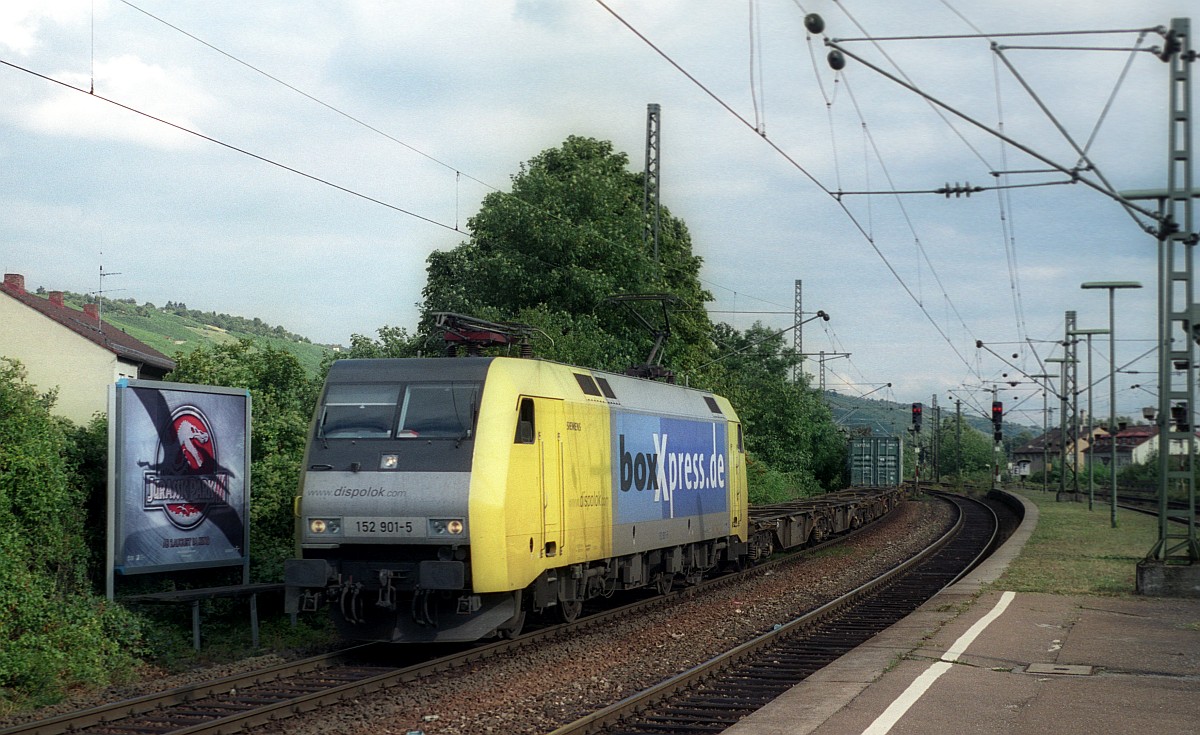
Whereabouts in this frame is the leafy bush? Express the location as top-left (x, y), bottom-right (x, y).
top-left (166, 340), bottom-right (319, 579)
top-left (0, 359), bottom-right (143, 711)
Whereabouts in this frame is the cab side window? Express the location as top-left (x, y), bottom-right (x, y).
top-left (515, 398), bottom-right (535, 444)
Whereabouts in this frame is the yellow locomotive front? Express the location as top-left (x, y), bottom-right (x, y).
top-left (285, 357), bottom-right (526, 642)
top-left (284, 355), bottom-right (748, 642)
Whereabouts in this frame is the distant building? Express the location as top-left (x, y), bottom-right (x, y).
top-left (0, 272), bottom-right (175, 424)
top-left (1084, 425), bottom-right (1190, 470)
top-left (1010, 425), bottom-right (1107, 477)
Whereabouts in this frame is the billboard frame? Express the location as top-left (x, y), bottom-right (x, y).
top-left (106, 379), bottom-right (251, 600)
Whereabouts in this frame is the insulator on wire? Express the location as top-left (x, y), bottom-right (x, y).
top-left (938, 182), bottom-right (982, 198)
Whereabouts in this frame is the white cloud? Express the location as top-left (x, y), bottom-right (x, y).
top-left (11, 54), bottom-right (218, 149)
top-left (0, 0), bottom-right (95, 55)
top-left (0, 0), bottom-right (1194, 415)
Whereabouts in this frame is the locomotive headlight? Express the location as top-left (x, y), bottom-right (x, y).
top-left (309, 518), bottom-right (341, 534)
top-left (430, 518), bottom-right (465, 535)
top-left (379, 454), bottom-right (399, 470)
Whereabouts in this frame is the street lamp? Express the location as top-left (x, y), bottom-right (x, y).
top-left (1081, 281), bottom-right (1143, 528)
top-left (1071, 327), bottom-right (1110, 511)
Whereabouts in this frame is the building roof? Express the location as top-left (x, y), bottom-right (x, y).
top-left (1084, 425), bottom-right (1162, 454)
top-left (1011, 425), bottom-right (1106, 456)
top-left (2, 273), bottom-right (175, 373)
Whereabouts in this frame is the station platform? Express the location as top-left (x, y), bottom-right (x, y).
top-left (725, 492), bottom-right (1200, 735)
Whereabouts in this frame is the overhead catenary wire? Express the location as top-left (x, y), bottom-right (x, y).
top-left (840, 73), bottom-right (979, 345)
top-left (990, 48), bottom-right (1029, 350)
top-left (748, 0), bottom-right (766, 135)
top-left (595, 0), bottom-right (982, 380)
top-left (101, 0), bottom-right (811, 345)
top-left (115, 0), bottom-right (494, 190)
top-left (0, 57), bottom-right (459, 232)
top-left (106, 0), bottom-right (987, 387)
top-left (822, 40), bottom-right (1163, 231)
top-left (20, 3), bottom-right (1159, 401)
top-left (831, 0), bottom-right (995, 171)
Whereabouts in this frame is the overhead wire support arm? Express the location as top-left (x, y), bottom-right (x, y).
top-left (689, 311), bottom-right (830, 376)
top-left (992, 44), bottom-right (1159, 53)
top-left (828, 28), bottom-right (1166, 43)
top-left (822, 39), bottom-right (1164, 229)
top-left (988, 41), bottom-right (1140, 221)
top-left (834, 178), bottom-right (1076, 198)
top-left (975, 339), bottom-right (1064, 399)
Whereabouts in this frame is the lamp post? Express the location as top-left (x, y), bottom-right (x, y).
top-left (1070, 328), bottom-right (1110, 511)
top-left (1081, 281), bottom-right (1143, 528)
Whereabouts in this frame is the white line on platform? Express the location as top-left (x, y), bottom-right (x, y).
top-left (859, 590), bottom-right (1017, 735)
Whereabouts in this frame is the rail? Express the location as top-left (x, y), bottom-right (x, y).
top-left (2, 487), bottom-right (914, 735)
top-left (547, 492), bottom-right (999, 735)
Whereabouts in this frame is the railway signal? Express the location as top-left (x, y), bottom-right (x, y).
top-left (911, 402), bottom-right (923, 431)
top-left (992, 400), bottom-right (1004, 442)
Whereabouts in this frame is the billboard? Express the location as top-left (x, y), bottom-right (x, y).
top-left (107, 380), bottom-right (251, 581)
top-left (611, 411), bottom-right (728, 523)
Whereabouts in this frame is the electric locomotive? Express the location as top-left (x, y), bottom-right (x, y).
top-left (284, 353), bottom-right (749, 642)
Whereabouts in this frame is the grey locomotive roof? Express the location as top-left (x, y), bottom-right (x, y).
top-left (587, 368), bottom-right (726, 421)
top-left (325, 357), bottom-right (730, 422)
top-left (326, 357), bottom-right (494, 383)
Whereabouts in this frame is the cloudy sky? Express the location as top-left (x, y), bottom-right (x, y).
top-left (1, 1), bottom-right (1195, 427)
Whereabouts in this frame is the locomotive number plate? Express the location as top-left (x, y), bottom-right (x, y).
top-left (345, 517), bottom-right (423, 537)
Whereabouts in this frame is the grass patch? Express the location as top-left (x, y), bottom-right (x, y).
top-left (993, 488), bottom-right (1161, 597)
top-left (133, 601), bottom-right (339, 674)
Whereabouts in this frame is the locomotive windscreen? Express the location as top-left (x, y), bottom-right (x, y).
top-left (317, 382), bottom-right (481, 440)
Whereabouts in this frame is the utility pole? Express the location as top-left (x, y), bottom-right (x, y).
top-left (931, 394), bottom-right (940, 482)
top-left (1048, 311), bottom-right (1079, 502)
top-left (1028, 373), bottom-right (1058, 493)
top-left (643, 103), bottom-right (661, 265)
top-left (794, 280), bottom-right (803, 383)
top-left (804, 350), bottom-right (850, 392)
top-left (1132, 18), bottom-right (1200, 592)
top-left (1070, 327), bottom-right (1110, 511)
top-left (955, 399), bottom-right (963, 488)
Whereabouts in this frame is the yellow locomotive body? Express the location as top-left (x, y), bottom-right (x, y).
top-left (285, 356), bottom-right (747, 642)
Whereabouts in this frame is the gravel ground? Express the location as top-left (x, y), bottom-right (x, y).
top-left (260, 496), bottom-right (953, 735)
top-left (0, 496), bottom-right (952, 734)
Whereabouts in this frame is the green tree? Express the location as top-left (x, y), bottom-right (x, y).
top-left (418, 135), bottom-right (713, 372)
top-left (935, 414), bottom-right (996, 483)
top-left (339, 325), bottom-right (423, 359)
top-left (699, 323), bottom-right (845, 500)
top-left (410, 136), bottom-right (846, 501)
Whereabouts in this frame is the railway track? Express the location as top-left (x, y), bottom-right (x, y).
top-left (1, 490), bottom-right (922, 735)
top-left (548, 491), bottom-right (1000, 735)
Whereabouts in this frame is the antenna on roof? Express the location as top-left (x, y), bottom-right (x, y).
top-left (93, 259), bottom-right (122, 331)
